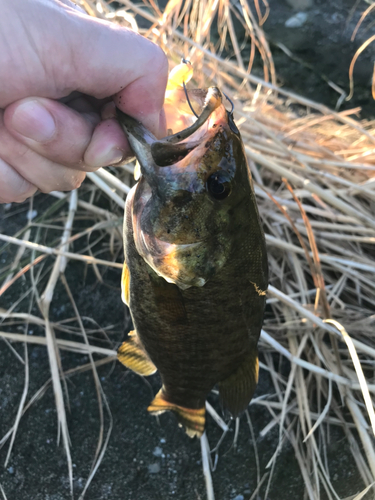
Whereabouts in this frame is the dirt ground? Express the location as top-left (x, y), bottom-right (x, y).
top-left (1, 1), bottom-right (374, 499)
top-left (264, 0), bottom-right (375, 117)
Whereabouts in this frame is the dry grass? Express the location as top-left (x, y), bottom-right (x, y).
top-left (1, 1), bottom-right (375, 499)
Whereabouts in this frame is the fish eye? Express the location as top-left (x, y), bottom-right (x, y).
top-left (206, 172), bottom-right (231, 200)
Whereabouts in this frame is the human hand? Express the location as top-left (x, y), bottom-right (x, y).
top-left (0, 0), bottom-right (168, 203)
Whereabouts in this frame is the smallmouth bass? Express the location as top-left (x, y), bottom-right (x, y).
top-left (117, 71), bottom-right (268, 438)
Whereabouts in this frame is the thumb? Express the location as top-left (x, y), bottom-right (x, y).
top-left (65, 12), bottom-right (169, 135)
top-left (1, 1), bottom-right (168, 137)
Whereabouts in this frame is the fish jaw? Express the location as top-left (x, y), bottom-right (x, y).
top-left (116, 109), bottom-right (163, 194)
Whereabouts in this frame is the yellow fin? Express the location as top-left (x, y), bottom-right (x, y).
top-left (148, 389), bottom-right (205, 438)
top-left (218, 350), bottom-right (259, 417)
top-left (134, 161), bottom-right (141, 181)
top-left (117, 332), bottom-right (157, 376)
top-left (166, 60), bottom-right (194, 90)
top-left (121, 262), bottom-right (130, 306)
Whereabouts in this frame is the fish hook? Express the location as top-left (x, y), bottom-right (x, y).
top-left (222, 92), bottom-right (235, 116)
top-left (182, 80), bottom-right (199, 119)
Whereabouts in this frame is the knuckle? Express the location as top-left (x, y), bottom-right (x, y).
top-left (14, 192), bottom-right (35, 203)
top-left (0, 156), bottom-right (36, 203)
top-left (17, 178), bottom-right (37, 200)
top-left (0, 180), bottom-right (36, 203)
top-left (30, 167), bottom-right (85, 194)
top-left (0, 193), bottom-right (13, 203)
top-left (63, 171), bottom-right (86, 191)
top-left (72, 171), bottom-right (86, 190)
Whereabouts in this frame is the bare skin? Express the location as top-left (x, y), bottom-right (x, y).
top-left (0, 0), bottom-right (168, 203)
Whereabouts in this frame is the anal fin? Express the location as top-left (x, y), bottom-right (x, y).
top-left (148, 389), bottom-right (205, 438)
top-left (218, 349), bottom-right (259, 417)
top-left (117, 332), bottom-right (157, 376)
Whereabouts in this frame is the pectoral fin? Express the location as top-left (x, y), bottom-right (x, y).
top-left (117, 332), bottom-right (157, 376)
top-left (152, 279), bottom-right (188, 325)
top-left (218, 349), bottom-right (259, 417)
top-left (148, 389), bottom-right (205, 438)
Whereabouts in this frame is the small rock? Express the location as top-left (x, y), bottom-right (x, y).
top-left (285, 12), bottom-right (308, 28)
top-left (148, 463), bottom-right (161, 474)
top-left (329, 12), bottom-right (343, 24)
top-left (153, 446), bottom-right (163, 457)
top-left (75, 477), bottom-right (84, 488)
top-left (160, 437), bottom-right (166, 444)
top-left (286, 0), bottom-right (313, 10)
top-left (232, 495), bottom-right (244, 500)
top-left (7, 466), bottom-right (14, 474)
top-left (26, 209), bottom-right (38, 221)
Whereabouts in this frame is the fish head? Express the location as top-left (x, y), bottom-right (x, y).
top-left (118, 87), bottom-right (251, 289)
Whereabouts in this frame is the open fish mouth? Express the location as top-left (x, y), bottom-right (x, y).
top-left (117, 86), bottom-right (224, 182)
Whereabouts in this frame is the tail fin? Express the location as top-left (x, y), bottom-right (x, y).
top-left (148, 389), bottom-right (205, 438)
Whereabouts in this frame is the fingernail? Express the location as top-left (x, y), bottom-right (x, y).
top-left (11, 100), bottom-right (56, 142)
top-left (93, 146), bottom-right (124, 167)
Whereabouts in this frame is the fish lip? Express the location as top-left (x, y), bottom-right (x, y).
top-left (116, 108), bottom-right (158, 182)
